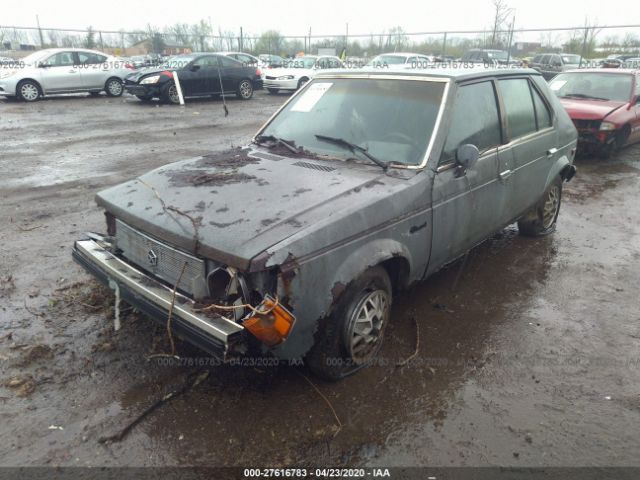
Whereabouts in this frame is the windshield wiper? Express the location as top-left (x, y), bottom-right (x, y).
top-left (562, 93), bottom-right (609, 101)
top-left (314, 134), bottom-right (389, 170)
top-left (253, 134), bottom-right (299, 154)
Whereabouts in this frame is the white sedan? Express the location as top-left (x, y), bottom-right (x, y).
top-left (262, 55), bottom-right (344, 94)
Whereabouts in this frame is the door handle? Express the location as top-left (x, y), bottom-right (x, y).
top-left (499, 169), bottom-right (512, 181)
top-left (547, 147), bottom-right (558, 157)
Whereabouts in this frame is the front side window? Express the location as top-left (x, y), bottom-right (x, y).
top-left (42, 52), bottom-right (75, 67)
top-left (441, 81), bottom-right (501, 163)
top-left (261, 78), bottom-right (446, 166)
top-left (499, 78), bottom-right (537, 139)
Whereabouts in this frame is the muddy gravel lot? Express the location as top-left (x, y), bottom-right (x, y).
top-left (1, 91), bottom-right (639, 469)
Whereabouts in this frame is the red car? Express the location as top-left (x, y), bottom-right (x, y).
top-left (549, 69), bottom-right (640, 158)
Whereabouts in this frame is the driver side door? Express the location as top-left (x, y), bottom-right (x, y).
top-left (38, 51), bottom-right (83, 92)
top-left (428, 79), bottom-right (506, 274)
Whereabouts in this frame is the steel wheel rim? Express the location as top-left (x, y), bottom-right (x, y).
top-left (168, 85), bottom-right (179, 103)
top-left (542, 185), bottom-right (560, 229)
top-left (240, 81), bottom-right (252, 98)
top-left (345, 289), bottom-right (389, 363)
top-left (21, 83), bottom-right (39, 101)
top-left (108, 80), bottom-right (122, 95)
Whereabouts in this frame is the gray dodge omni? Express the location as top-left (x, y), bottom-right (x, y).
top-left (73, 68), bottom-right (578, 380)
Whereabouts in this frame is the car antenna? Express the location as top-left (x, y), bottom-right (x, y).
top-left (216, 56), bottom-right (229, 117)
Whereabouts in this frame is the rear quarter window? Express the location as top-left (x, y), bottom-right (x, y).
top-left (499, 78), bottom-right (538, 139)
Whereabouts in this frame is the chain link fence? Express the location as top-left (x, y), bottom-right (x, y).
top-left (1, 24), bottom-right (639, 61)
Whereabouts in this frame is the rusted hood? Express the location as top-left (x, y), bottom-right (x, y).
top-left (95, 147), bottom-right (415, 270)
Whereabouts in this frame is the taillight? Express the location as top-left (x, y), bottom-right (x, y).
top-left (256, 68), bottom-right (262, 76)
top-left (125, 62), bottom-right (135, 70)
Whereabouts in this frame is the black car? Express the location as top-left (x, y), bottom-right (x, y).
top-left (123, 53), bottom-right (263, 103)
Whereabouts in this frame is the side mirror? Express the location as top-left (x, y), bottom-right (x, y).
top-left (190, 64), bottom-right (200, 72)
top-left (456, 144), bottom-right (480, 170)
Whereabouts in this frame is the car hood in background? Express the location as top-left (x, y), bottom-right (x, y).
top-left (95, 147), bottom-right (412, 271)
top-left (558, 98), bottom-right (627, 120)
top-left (264, 67), bottom-right (313, 78)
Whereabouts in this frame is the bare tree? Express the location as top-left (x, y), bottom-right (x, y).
top-left (490, 0), bottom-right (513, 49)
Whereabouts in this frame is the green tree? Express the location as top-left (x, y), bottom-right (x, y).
top-left (85, 26), bottom-right (96, 49)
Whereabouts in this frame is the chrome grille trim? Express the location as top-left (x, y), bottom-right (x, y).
top-left (115, 219), bottom-right (205, 295)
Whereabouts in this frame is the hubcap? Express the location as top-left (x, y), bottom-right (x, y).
top-left (108, 80), bottom-right (122, 95)
top-left (21, 83), bottom-right (39, 101)
top-left (345, 289), bottom-right (390, 364)
top-left (240, 81), bottom-right (252, 98)
top-left (542, 185), bottom-right (560, 229)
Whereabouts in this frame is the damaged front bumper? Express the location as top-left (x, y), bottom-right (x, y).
top-left (72, 238), bottom-right (245, 359)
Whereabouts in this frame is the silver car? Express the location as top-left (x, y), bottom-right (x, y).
top-left (0, 48), bottom-right (132, 102)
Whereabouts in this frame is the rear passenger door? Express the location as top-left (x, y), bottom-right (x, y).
top-left (496, 77), bottom-right (557, 223)
top-left (218, 55), bottom-right (245, 92)
top-left (429, 80), bottom-right (505, 272)
top-left (76, 51), bottom-right (109, 89)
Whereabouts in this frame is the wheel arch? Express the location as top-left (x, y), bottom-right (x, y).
top-left (328, 238), bottom-right (413, 307)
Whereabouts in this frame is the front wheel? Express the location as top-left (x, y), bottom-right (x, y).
top-left (105, 78), bottom-right (123, 97)
top-left (17, 80), bottom-right (41, 102)
top-left (306, 266), bottom-right (392, 381)
top-left (236, 79), bottom-right (253, 100)
top-left (161, 82), bottom-right (180, 104)
top-left (518, 176), bottom-right (562, 236)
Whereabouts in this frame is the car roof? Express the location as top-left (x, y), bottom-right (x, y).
top-left (561, 68), bottom-right (638, 75)
top-left (374, 52), bottom-right (429, 58)
top-left (316, 66), bottom-right (542, 82)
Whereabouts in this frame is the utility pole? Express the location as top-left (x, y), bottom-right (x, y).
top-left (240, 26), bottom-right (243, 51)
top-left (36, 15), bottom-right (44, 47)
top-left (309, 27), bottom-right (312, 54)
top-left (506, 17), bottom-right (515, 64)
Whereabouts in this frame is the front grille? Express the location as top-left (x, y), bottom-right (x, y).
top-left (573, 119), bottom-right (601, 130)
top-left (115, 219), bottom-right (205, 296)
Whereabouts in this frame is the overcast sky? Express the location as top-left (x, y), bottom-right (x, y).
top-left (2, 0), bottom-right (637, 37)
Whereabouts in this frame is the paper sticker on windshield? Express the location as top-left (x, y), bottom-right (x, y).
top-left (291, 83), bottom-right (333, 112)
top-left (549, 80), bottom-right (566, 91)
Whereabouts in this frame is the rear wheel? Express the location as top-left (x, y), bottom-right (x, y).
top-left (518, 176), bottom-right (562, 236)
top-left (306, 266), bottom-right (392, 381)
top-left (297, 77), bottom-right (309, 90)
top-left (105, 77), bottom-right (123, 97)
top-left (17, 80), bottom-right (41, 102)
top-left (236, 79), bottom-right (253, 100)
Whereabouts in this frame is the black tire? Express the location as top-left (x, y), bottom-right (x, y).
top-left (306, 266), bottom-right (392, 381)
top-left (267, 88), bottom-right (279, 95)
top-left (16, 79), bottom-right (41, 102)
top-left (104, 77), bottom-right (123, 97)
top-left (135, 94), bottom-right (153, 102)
top-left (297, 77), bottom-right (309, 90)
top-left (161, 82), bottom-right (180, 104)
top-left (518, 176), bottom-right (562, 237)
top-left (236, 79), bottom-right (254, 100)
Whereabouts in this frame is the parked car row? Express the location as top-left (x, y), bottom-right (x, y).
top-left (0, 48), bottom-right (264, 103)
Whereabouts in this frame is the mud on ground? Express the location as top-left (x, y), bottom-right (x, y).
top-left (0, 92), bottom-right (639, 467)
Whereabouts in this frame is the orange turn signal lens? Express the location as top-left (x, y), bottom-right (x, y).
top-left (242, 295), bottom-right (295, 347)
